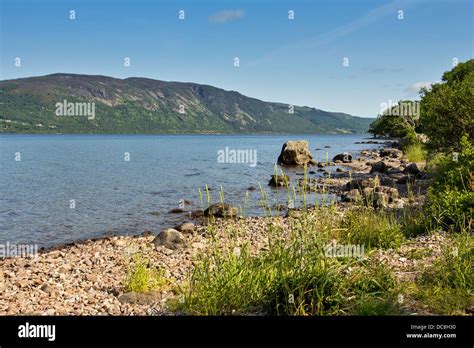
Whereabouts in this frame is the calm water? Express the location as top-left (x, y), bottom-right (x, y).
top-left (0, 134), bottom-right (380, 247)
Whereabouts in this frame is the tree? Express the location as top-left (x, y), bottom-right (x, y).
top-left (419, 60), bottom-right (474, 152)
top-left (369, 100), bottom-right (419, 138)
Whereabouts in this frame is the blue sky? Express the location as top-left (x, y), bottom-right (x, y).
top-left (1, 0), bottom-right (473, 116)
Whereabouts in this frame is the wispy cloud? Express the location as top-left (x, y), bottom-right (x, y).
top-left (405, 81), bottom-right (435, 94)
top-left (249, 0), bottom-right (425, 67)
top-left (209, 9), bottom-right (245, 23)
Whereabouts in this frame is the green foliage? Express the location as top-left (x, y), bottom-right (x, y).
top-left (415, 231), bottom-right (474, 315)
top-left (419, 59), bottom-right (474, 152)
top-left (340, 208), bottom-right (405, 250)
top-left (124, 253), bottom-right (167, 293)
top-left (171, 207), bottom-right (403, 316)
top-left (404, 143), bottom-right (427, 162)
top-left (369, 100), bottom-right (419, 138)
top-left (425, 135), bottom-right (474, 230)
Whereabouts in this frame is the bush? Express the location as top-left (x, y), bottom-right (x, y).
top-left (124, 253), bottom-right (167, 293)
top-left (404, 143), bottom-right (427, 163)
top-left (425, 135), bottom-right (473, 230)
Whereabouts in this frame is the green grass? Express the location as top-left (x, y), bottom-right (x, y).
top-left (170, 207), bottom-right (403, 316)
top-left (414, 231), bottom-right (474, 315)
top-left (339, 208), bottom-right (405, 250)
top-left (124, 253), bottom-right (168, 293)
top-left (404, 144), bottom-right (427, 162)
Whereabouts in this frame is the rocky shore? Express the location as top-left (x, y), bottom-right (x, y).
top-left (0, 138), bottom-right (437, 315)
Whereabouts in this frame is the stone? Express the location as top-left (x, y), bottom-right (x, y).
top-left (277, 140), bottom-right (315, 166)
top-left (336, 167), bottom-right (344, 172)
top-left (416, 171), bottom-right (430, 180)
top-left (403, 163), bottom-right (421, 176)
top-left (380, 148), bottom-right (402, 158)
top-left (268, 174), bottom-right (290, 187)
top-left (376, 186), bottom-right (399, 202)
top-left (332, 152), bottom-right (352, 163)
top-left (342, 189), bottom-right (361, 202)
top-left (117, 291), bottom-right (161, 305)
top-left (153, 229), bottom-right (187, 250)
top-left (40, 284), bottom-right (53, 293)
top-left (362, 187), bottom-right (375, 197)
top-left (175, 222), bottom-right (195, 234)
top-left (397, 175), bottom-right (415, 185)
top-left (203, 204), bottom-right (239, 218)
top-left (373, 192), bottom-right (388, 208)
top-left (370, 161), bottom-right (387, 174)
top-left (346, 178), bottom-right (374, 191)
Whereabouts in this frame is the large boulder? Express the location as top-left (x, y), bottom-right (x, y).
top-left (269, 174), bottom-right (290, 187)
top-left (153, 229), bottom-right (187, 250)
top-left (204, 203), bottom-right (238, 218)
top-left (277, 140), bottom-right (316, 165)
top-left (333, 152), bottom-right (352, 163)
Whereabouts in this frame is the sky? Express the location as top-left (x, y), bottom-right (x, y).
top-left (1, 0), bottom-right (473, 117)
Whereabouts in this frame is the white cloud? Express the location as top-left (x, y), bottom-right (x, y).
top-left (209, 10), bottom-right (244, 23)
top-left (405, 81), bottom-right (434, 94)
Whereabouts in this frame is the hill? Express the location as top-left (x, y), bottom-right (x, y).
top-left (0, 73), bottom-right (372, 134)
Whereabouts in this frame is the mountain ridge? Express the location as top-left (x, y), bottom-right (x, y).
top-left (0, 73), bottom-right (373, 134)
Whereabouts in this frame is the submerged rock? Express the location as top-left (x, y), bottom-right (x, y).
top-left (268, 174), bottom-right (290, 187)
top-left (168, 208), bottom-right (185, 214)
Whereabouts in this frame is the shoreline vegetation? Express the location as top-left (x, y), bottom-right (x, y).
top-left (0, 61), bottom-right (472, 316)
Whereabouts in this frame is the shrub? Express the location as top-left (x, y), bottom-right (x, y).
top-left (404, 143), bottom-right (427, 162)
top-left (124, 253), bottom-right (167, 293)
top-left (425, 135), bottom-right (473, 230)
